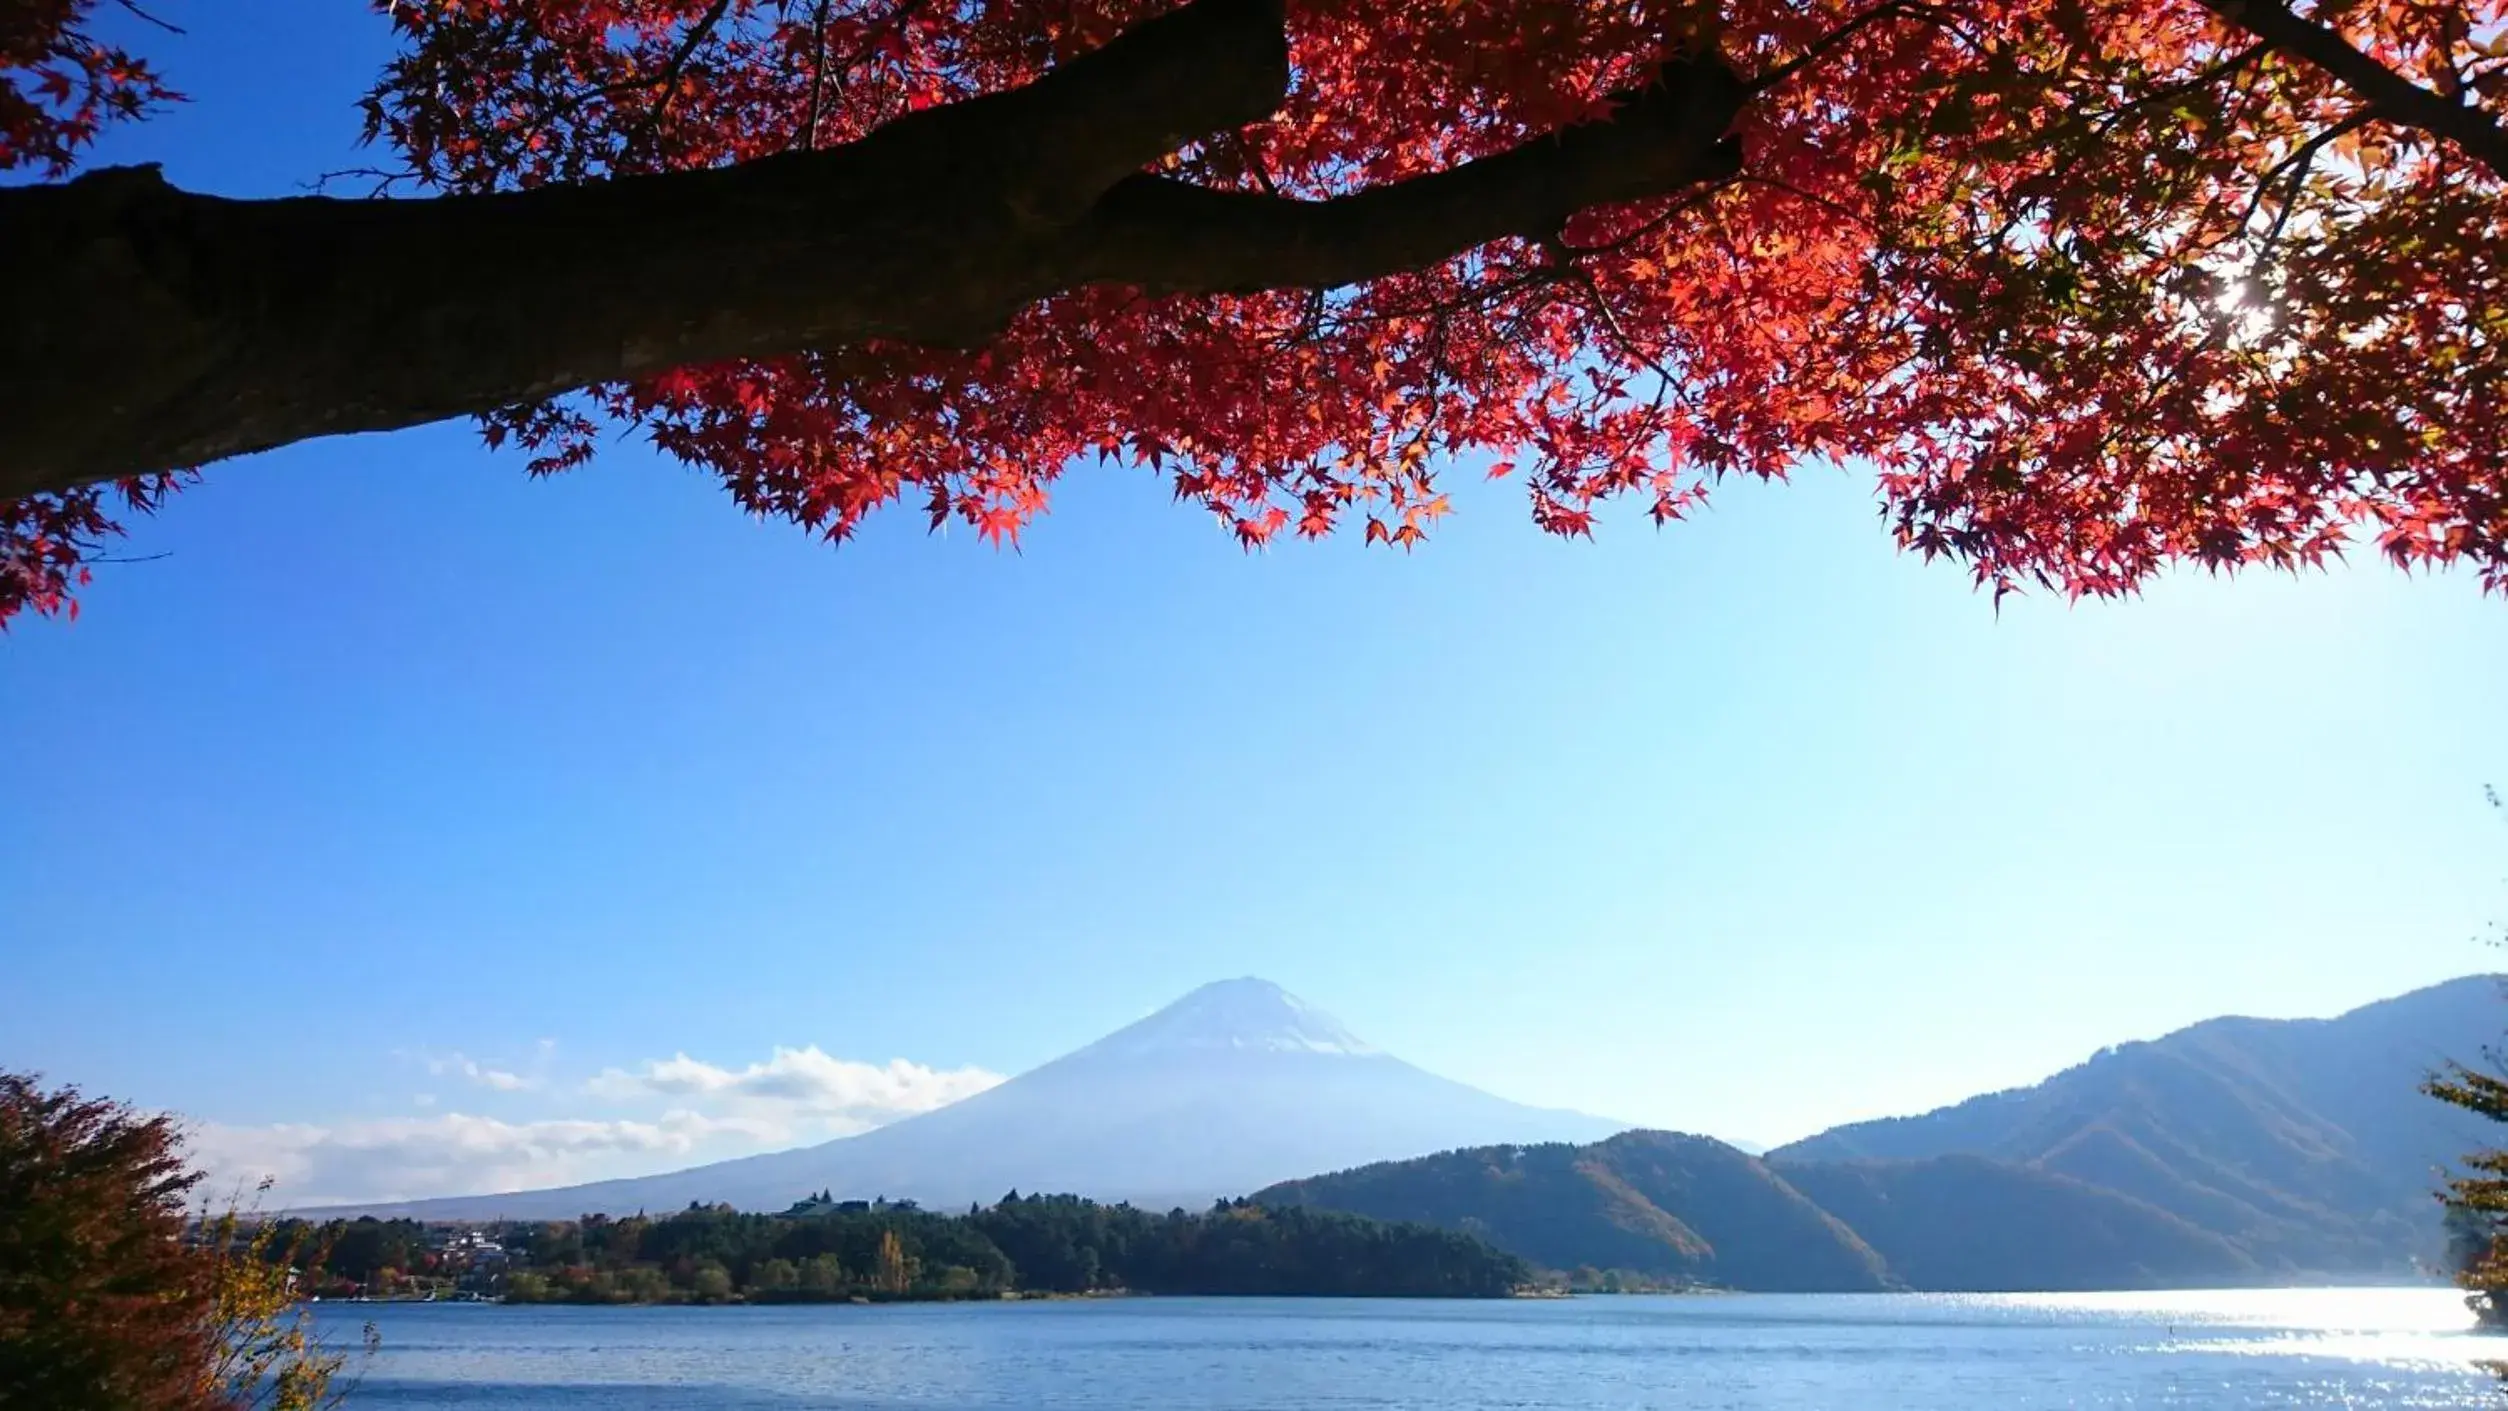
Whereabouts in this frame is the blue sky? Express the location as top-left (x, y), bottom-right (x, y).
top-left (2, 2), bottom-right (2503, 1203)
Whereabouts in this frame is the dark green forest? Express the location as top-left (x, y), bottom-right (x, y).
top-left (262, 1194), bottom-right (1531, 1304)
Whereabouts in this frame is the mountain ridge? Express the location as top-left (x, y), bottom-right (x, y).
top-left (1770, 974), bottom-right (2499, 1273)
top-left (1257, 976), bottom-right (2501, 1290)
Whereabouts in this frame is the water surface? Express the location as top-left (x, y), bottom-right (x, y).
top-left (318, 1287), bottom-right (2499, 1409)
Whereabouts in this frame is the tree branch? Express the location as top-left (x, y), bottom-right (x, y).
top-left (0, 0), bottom-right (1747, 503)
top-left (1074, 60), bottom-right (1746, 295)
top-left (2200, 0), bottom-right (2508, 180)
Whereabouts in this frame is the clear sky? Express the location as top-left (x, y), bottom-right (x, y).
top-left (3, 2), bottom-right (2503, 1205)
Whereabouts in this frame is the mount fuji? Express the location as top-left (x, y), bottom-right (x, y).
top-left (321, 978), bottom-right (1625, 1220)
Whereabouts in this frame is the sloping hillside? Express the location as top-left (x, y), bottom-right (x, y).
top-left (1260, 1132), bottom-right (1896, 1292)
top-left (1771, 976), bottom-right (2499, 1274)
top-left (1257, 1131), bottom-right (2258, 1292)
top-left (1778, 1155), bottom-right (2258, 1291)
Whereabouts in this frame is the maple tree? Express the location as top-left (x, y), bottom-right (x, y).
top-left (1, 0), bottom-right (2502, 620)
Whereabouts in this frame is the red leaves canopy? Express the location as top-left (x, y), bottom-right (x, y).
top-left (4, 0), bottom-right (2504, 619)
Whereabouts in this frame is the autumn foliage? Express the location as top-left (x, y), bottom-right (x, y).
top-left (2, 0), bottom-right (2504, 619)
top-left (0, 0), bottom-right (171, 173)
top-left (0, 1072), bottom-right (222, 1408)
top-left (0, 1072), bottom-right (357, 1411)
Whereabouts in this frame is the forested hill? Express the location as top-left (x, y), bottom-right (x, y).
top-left (1264, 1132), bottom-right (1893, 1291)
top-left (1257, 1131), bottom-right (2269, 1292)
top-left (264, 1194), bottom-right (1533, 1304)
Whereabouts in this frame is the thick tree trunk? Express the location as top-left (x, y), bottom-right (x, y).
top-left (0, 0), bottom-right (1744, 504)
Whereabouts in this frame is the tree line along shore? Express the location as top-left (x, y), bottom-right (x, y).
top-left (253, 1193), bottom-right (1582, 1305)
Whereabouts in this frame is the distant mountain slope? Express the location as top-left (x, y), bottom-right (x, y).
top-left (1778, 1155), bottom-right (2258, 1291)
top-left (1770, 976), bottom-right (2501, 1274)
top-left (311, 979), bottom-right (1624, 1220)
top-left (1259, 1132), bottom-right (1895, 1292)
top-left (1257, 1130), bottom-right (2259, 1292)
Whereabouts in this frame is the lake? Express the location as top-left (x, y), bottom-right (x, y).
top-left (318, 1288), bottom-right (2500, 1409)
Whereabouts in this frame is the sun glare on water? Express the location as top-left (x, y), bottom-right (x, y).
top-left (1972, 1288), bottom-right (2492, 1374)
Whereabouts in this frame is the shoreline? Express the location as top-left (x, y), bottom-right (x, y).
top-left (333, 1287), bottom-right (1580, 1309)
top-left (314, 1281), bottom-right (2463, 1311)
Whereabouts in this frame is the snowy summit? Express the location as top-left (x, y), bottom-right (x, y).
top-left (1077, 978), bottom-right (1381, 1060)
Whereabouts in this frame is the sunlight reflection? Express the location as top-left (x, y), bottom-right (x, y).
top-left (1975, 1289), bottom-right (2494, 1375)
top-left (1985, 1288), bottom-right (2475, 1334)
top-left (2175, 1333), bottom-right (2492, 1374)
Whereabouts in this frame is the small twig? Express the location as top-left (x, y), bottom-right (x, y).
top-left (112, 0), bottom-right (185, 34)
top-left (1729, 173), bottom-right (1870, 230)
top-left (796, 0), bottom-right (834, 151)
top-left (628, 0), bottom-right (736, 155)
top-left (1978, 44), bottom-right (2271, 262)
top-left (2088, 42), bottom-right (2268, 141)
top-left (1749, 0), bottom-right (1929, 93)
top-left (2240, 109), bottom-right (2371, 265)
top-left (1235, 131), bottom-right (1281, 197)
top-left (301, 166), bottom-right (415, 199)
top-left (1572, 267), bottom-right (1684, 388)
top-left (792, 0), bottom-right (938, 148)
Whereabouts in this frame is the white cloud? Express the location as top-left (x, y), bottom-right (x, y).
top-left (417, 1051), bottom-right (534, 1091)
top-left (189, 1044), bottom-right (1003, 1208)
top-left (586, 1048), bottom-right (1002, 1126)
top-left (188, 1110), bottom-right (776, 1210)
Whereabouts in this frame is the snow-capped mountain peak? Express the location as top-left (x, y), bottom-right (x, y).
top-left (1077, 977), bottom-right (1380, 1059)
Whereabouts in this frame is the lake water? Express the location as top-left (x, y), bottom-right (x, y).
top-left (318, 1288), bottom-right (2501, 1409)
